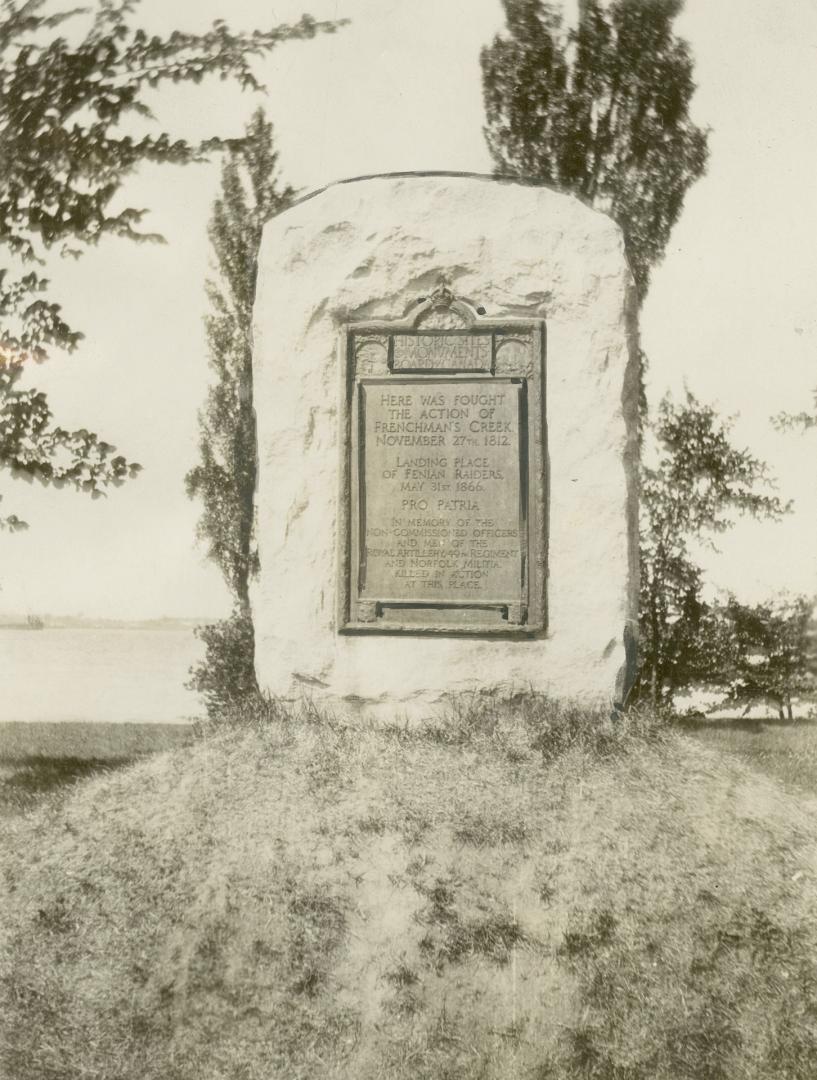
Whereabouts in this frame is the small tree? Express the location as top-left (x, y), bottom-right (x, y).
top-left (480, 0), bottom-right (708, 300)
top-left (637, 393), bottom-right (790, 708)
top-left (0, 0), bottom-right (343, 533)
top-left (717, 594), bottom-right (817, 720)
top-left (186, 109), bottom-right (292, 717)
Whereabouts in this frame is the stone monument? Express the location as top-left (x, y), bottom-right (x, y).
top-left (252, 173), bottom-right (639, 720)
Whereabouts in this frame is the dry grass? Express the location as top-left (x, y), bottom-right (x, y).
top-left (686, 716), bottom-right (817, 796)
top-left (1, 697), bottom-right (816, 1079)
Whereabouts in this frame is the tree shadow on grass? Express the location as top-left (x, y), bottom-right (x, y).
top-left (680, 716), bottom-right (817, 734)
top-left (0, 756), bottom-right (134, 815)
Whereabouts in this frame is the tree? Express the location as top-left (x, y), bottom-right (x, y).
top-left (716, 594), bottom-right (817, 720)
top-left (0, 0), bottom-right (343, 532)
top-left (0, 360), bottom-right (140, 531)
top-left (186, 109), bottom-right (291, 616)
top-left (480, 4), bottom-right (810, 716)
top-left (185, 110), bottom-right (291, 717)
top-left (480, 0), bottom-right (708, 300)
top-left (773, 388), bottom-right (817, 433)
top-left (637, 393), bottom-right (790, 708)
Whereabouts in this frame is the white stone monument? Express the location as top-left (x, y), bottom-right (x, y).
top-left (252, 173), bottom-right (639, 721)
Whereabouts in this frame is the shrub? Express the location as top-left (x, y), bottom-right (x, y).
top-left (188, 609), bottom-right (260, 724)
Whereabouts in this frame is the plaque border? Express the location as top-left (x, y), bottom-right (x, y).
top-left (337, 292), bottom-right (547, 636)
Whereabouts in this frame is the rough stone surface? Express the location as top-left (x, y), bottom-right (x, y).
top-left (252, 173), bottom-right (639, 721)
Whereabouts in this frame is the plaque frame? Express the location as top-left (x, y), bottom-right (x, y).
top-left (338, 286), bottom-right (547, 635)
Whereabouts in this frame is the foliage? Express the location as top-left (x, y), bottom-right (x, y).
top-left (480, 0), bottom-right (708, 299)
top-left (0, 0), bottom-right (343, 529)
top-left (637, 392), bottom-right (790, 708)
top-left (186, 108), bottom-right (291, 614)
top-left (773, 388), bottom-right (817, 433)
top-left (185, 109), bottom-right (292, 718)
top-left (188, 610), bottom-right (259, 723)
top-left (716, 594), bottom-right (817, 719)
top-left (0, 360), bottom-right (140, 530)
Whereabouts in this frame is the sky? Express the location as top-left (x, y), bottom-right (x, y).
top-left (0, 0), bottom-right (815, 620)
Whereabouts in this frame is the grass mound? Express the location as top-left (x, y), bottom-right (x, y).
top-left (1, 697), bottom-right (816, 1079)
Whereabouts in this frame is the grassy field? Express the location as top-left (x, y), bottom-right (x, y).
top-left (0, 721), bottom-right (194, 817)
top-left (686, 716), bottom-right (817, 796)
top-left (1, 698), bottom-right (816, 1080)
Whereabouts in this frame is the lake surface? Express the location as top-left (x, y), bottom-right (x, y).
top-left (0, 629), bottom-right (204, 724)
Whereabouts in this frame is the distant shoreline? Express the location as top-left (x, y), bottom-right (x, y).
top-left (0, 616), bottom-right (213, 632)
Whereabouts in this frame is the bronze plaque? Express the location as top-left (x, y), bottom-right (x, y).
top-left (392, 332), bottom-right (492, 371)
top-left (361, 381), bottom-right (523, 602)
top-left (339, 291), bottom-right (546, 634)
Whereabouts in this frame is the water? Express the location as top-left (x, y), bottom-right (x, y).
top-left (0, 628), bottom-right (204, 724)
